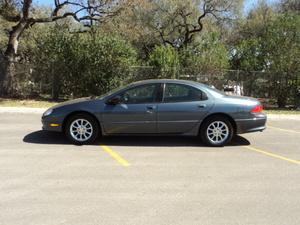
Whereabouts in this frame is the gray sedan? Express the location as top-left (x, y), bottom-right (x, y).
top-left (42, 79), bottom-right (266, 146)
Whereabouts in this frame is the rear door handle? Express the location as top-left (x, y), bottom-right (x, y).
top-left (198, 104), bottom-right (206, 108)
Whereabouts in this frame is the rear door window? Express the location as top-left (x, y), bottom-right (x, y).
top-left (163, 83), bottom-right (207, 103)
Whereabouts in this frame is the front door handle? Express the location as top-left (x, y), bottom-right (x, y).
top-left (198, 104), bottom-right (206, 108)
top-left (146, 105), bottom-right (156, 113)
top-left (146, 105), bottom-right (156, 110)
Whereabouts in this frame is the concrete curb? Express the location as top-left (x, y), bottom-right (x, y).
top-left (0, 107), bottom-right (300, 120)
top-left (0, 107), bottom-right (46, 114)
top-left (266, 114), bottom-right (300, 121)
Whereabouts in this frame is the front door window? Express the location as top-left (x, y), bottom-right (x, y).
top-left (120, 84), bottom-right (159, 104)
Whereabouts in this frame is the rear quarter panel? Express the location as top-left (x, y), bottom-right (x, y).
top-left (210, 96), bottom-right (261, 120)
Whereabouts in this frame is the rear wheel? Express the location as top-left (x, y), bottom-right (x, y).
top-left (65, 114), bottom-right (99, 145)
top-left (200, 116), bottom-right (234, 147)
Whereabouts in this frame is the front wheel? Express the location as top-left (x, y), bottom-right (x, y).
top-left (65, 114), bottom-right (99, 145)
top-left (200, 116), bottom-right (234, 147)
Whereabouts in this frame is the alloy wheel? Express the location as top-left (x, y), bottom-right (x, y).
top-left (206, 121), bottom-right (229, 145)
top-left (70, 119), bottom-right (93, 142)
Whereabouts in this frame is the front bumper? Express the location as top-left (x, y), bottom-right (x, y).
top-left (42, 116), bottom-right (63, 132)
top-left (235, 114), bottom-right (267, 134)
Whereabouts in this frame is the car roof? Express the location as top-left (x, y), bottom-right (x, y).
top-left (100, 79), bottom-right (224, 100)
top-left (130, 79), bottom-right (205, 87)
top-left (127, 79), bottom-right (225, 98)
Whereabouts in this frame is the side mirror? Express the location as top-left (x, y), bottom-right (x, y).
top-left (107, 96), bottom-right (121, 105)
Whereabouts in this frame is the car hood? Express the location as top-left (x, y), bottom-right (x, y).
top-left (51, 97), bottom-right (96, 109)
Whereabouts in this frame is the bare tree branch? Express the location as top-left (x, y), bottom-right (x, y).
top-left (153, 0), bottom-right (234, 48)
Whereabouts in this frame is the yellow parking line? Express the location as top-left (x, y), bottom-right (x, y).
top-left (101, 145), bottom-right (131, 167)
top-left (268, 125), bottom-right (300, 134)
top-left (244, 146), bottom-right (300, 165)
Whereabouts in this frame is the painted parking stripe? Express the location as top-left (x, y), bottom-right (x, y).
top-left (101, 145), bottom-right (131, 167)
top-left (268, 125), bottom-right (300, 134)
top-left (244, 146), bottom-right (300, 165)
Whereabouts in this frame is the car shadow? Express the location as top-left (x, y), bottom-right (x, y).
top-left (23, 130), bottom-right (250, 147)
top-left (23, 130), bottom-right (69, 145)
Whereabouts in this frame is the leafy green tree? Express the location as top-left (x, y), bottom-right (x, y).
top-left (0, 0), bottom-right (122, 97)
top-left (180, 32), bottom-right (229, 76)
top-left (230, 1), bottom-right (276, 71)
top-left (148, 45), bottom-right (180, 78)
top-left (98, 0), bottom-right (162, 60)
top-left (230, 2), bottom-right (300, 107)
top-left (280, 0), bottom-right (300, 12)
top-left (265, 13), bottom-right (300, 107)
top-left (228, 2), bottom-right (275, 96)
top-left (33, 27), bottom-right (137, 99)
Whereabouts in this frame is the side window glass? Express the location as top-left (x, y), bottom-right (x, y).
top-left (120, 84), bottom-right (158, 104)
top-left (163, 84), bottom-right (207, 103)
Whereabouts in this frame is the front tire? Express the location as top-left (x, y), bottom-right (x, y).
top-left (200, 116), bottom-right (234, 147)
top-left (65, 113), bottom-right (99, 145)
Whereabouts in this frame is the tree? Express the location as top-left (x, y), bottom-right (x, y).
top-left (98, 0), bottom-right (162, 60)
top-left (147, 0), bottom-right (242, 49)
top-left (33, 27), bottom-right (137, 99)
top-left (180, 31), bottom-right (229, 76)
top-left (265, 13), bottom-right (300, 107)
top-left (230, 1), bottom-right (276, 68)
top-left (0, 0), bottom-right (123, 97)
top-left (228, 2), bottom-right (276, 96)
top-left (280, 0), bottom-right (300, 12)
top-left (148, 45), bottom-right (180, 78)
top-left (230, 2), bottom-right (300, 107)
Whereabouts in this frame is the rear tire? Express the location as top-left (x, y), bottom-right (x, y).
top-left (65, 113), bottom-right (99, 145)
top-left (200, 116), bottom-right (234, 147)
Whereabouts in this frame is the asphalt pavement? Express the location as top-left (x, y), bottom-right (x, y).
top-left (0, 112), bottom-right (299, 225)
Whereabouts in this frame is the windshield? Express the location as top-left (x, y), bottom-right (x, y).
top-left (97, 85), bottom-right (129, 99)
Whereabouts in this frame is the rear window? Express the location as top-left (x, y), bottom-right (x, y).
top-left (163, 83), bottom-right (207, 103)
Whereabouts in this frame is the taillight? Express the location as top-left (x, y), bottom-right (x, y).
top-left (251, 105), bottom-right (263, 113)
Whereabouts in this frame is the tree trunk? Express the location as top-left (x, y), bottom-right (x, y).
top-left (0, 21), bottom-right (27, 97)
top-left (277, 90), bottom-right (287, 108)
top-left (277, 96), bottom-right (287, 108)
top-left (51, 69), bottom-right (60, 100)
top-left (0, 58), bottom-right (19, 97)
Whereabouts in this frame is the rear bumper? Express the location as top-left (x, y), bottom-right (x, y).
top-left (235, 114), bottom-right (267, 134)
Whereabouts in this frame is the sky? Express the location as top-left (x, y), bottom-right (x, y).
top-left (33, 0), bottom-right (281, 14)
top-left (244, 0), bottom-right (280, 13)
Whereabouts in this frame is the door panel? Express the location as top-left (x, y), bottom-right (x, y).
top-left (157, 83), bottom-right (213, 134)
top-left (102, 104), bottom-right (157, 134)
top-left (157, 101), bottom-right (211, 133)
top-left (102, 83), bottom-right (160, 134)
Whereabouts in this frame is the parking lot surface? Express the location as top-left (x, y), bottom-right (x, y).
top-left (0, 112), bottom-right (299, 225)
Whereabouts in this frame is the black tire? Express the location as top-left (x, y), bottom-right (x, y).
top-left (65, 113), bottom-right (99, 145)
top-left (200, 115), bottom-right (234, 147)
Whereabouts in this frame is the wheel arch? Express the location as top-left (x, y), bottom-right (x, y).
top-left (200, 113), bottom-right (237, 134)
top-left (62, 111), bottom-right (101, 134)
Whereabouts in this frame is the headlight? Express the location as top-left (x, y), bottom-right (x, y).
top-left (43, 109), bottom-right (53, 117)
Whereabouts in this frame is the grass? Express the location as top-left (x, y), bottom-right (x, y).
top-left (0, 98), bottom-right (58, 108)
top-left (0, 98), bottom-right (300, 114)
top-left (264, 109), bottom-right (300, 115)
